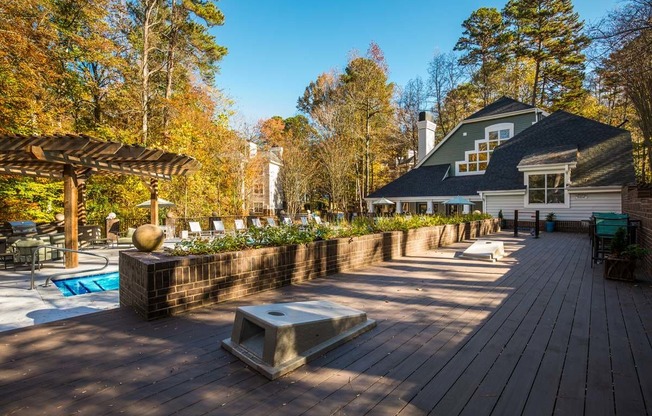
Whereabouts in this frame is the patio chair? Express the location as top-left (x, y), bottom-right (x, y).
top-left (234, 219), bottom-right (246, 233)
top-left (266, 217), bottom-right (277, 227)
top-left (0, 238), bottom-right (13, 269)
top-left (12, 238), bottom-right (45, 269)
top-left (212, 220), bottom-right (226, 236)
top-left (300, 216), bottom-right (309, 227)
top-left (282, 217), bottom-right (292, 226)
top-left (591, 214), bottom-right (629, 265)
top-left (251, 218), bottom-right (263, 228)
top-left (314, 215), bottom-right (323, 225)
top-left (188, 221), bottom-right (212, 238)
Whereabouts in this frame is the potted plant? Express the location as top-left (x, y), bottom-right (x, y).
top-left (604, 227), bottom-right (649, 281)
top-left (545, 212), bottom-right (556, 232)
top-left (498, 210), bottom-right (506, 228)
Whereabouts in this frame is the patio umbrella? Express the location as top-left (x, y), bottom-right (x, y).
top-left (136, 198), bottom-right (176, 208)
top-left (372, 197), bottom-right (395, 206)
top-left (443, 196), bottom-right (474, 206)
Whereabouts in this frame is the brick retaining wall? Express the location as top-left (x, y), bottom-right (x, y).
top-left (622, 185), bottom-right (652, 273)
top-left (120, 219), bottom-right (499, 320)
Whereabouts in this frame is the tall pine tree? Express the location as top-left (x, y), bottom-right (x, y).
top-left (503, 0), bottom-right (589, 110)
top-left (454, 7), bottom-right (511, 106)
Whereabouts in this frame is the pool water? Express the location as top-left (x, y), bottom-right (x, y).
top-left (53, 272), bottom-right (119, 297)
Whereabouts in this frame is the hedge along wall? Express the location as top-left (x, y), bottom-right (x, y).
top-left (119, 219), bottom-right (499, 320)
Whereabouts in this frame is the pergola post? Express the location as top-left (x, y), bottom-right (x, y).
top-left (77, 180), bottom-right (87, 225)
top-left (64, 164), bottom-right (79, 268)
top-left (150, 178), bottom-right (159, 225)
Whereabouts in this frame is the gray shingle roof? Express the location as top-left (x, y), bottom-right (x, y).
top-left (367, 165), bottom-right (486, 198)
top-left (483, 111), bottom-right (635, 190)
top-left (466, 96), bottom-right (534, 120)
top-left (368, 109), bottom-right (635, 200)
top-left (518, 145), bottom-right (578, 167)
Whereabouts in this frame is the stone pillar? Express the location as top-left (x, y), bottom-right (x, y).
top-left (395, 200), bottom-right (402, 214)
top-left (426, 200), bottom-right (434, 215)
top-left (367, 200), bottom-right (373, 213)
top-left (463, 204), bottom-right (471, 214)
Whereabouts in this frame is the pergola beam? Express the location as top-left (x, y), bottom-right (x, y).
top-left (0, 133), bottom-right (200, 269)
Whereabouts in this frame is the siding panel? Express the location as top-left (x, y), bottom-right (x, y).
top-left (486, 191), bottom-right (622, 220)
top-left (423, 113), bottom-right (538, 170)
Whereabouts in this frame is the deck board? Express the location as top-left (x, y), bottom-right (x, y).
top-left (1, 232), bottom-right (651, 415)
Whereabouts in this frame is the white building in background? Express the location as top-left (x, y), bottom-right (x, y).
top-left (248, 143), bottom-right (284, 215)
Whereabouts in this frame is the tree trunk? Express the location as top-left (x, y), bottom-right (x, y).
top-left (163, 0), bottom-right (177, 137)
top-left (141, 0), bottom-right (158, 146)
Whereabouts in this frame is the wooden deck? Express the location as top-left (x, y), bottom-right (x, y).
top-left (1, 232), bottom-right (651, 415)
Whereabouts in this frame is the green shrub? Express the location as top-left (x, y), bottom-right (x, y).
top-left (167, 213), bottom-right (494, 256)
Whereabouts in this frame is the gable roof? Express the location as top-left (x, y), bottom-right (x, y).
top-left (368, 110), bottom-right (635, 200)
top-left (415, 96), bottom-right (540, 169)
top-left (482, 111), bottom-right (635, 191)
top-left (467, 96), bottom-right (534, 120)
top-left (367, 164), bottom-right (485, 199)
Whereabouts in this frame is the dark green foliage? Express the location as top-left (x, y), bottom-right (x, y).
top-left (455, 7), bottom-right (511, 105)
top-left (168, 214), bottom-right (493, 256)
top-left (503, 0), bottom-right (590, 109)
top-left (610, 226), bottom-right (649, 260)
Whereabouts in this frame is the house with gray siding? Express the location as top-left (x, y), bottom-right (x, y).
top-left (366, 97), bottom-right (636, 222)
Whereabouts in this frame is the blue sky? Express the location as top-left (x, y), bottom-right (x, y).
top-left (213, 0), bottom-right (620, 126)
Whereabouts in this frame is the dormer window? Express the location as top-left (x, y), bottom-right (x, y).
top-left (517, 145), bottom-right (577, 208)
top-left (456, 123), bottom-right (514, 175)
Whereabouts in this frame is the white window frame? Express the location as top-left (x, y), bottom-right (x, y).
top-left (253, 202), bottom-right (264, 213)
top-left (253, 182), bottom-right (264, 196)
top-left (456, 123), bottom-right (514, 176)
top-left (523, 170), bottom-right (570, 208)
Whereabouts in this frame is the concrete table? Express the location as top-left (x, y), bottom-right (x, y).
top-left (222, 300), bottom-right (376, 379)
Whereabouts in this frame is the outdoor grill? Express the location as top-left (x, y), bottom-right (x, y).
top-left (1, 221), bottom-right (38, 243)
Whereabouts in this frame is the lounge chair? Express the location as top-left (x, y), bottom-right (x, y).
top-left (314, 216), bottom-right (323, 225)
top-left (282, 217), bottom-right (292, 226)
top-left (234, 219), bottom-right (246, 233)
top-left (266, 217), bottom-right (277, 227)
top-left (300, 216), bottom-right (309, 227)
top-left (212, 220), bottom-right (226, 236)
top-left (188, 221), bottom-right (212, 238)
top-left (251, 218), bottom-right (262, 228)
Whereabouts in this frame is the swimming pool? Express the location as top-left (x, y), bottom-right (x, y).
top-left (53, 271), bottom-right (119, 297)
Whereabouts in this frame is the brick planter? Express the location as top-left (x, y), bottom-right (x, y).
top-left (120, 219), bottom-right (499, 320)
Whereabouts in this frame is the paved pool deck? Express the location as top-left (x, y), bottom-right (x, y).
top-left (0, 247), bottom-right (122, 332)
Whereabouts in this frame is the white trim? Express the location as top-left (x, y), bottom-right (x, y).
top-left (480, 189), bottom-right (526, 196)
top-left (567, 186), bottom-right (622, 194)
top-left (415, 107), bottom-right (541, 168)
top-left (517, 162), bottom-right (577, 172)
top-left (442, 165), bottom-right (451, 180)
top-left (484, 122), bottom-right (514, 138)
top-left (455, 122), bottom-right (515, 176)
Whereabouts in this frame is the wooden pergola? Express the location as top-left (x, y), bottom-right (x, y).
top-left (0, 133), bottom-right (200, 268)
